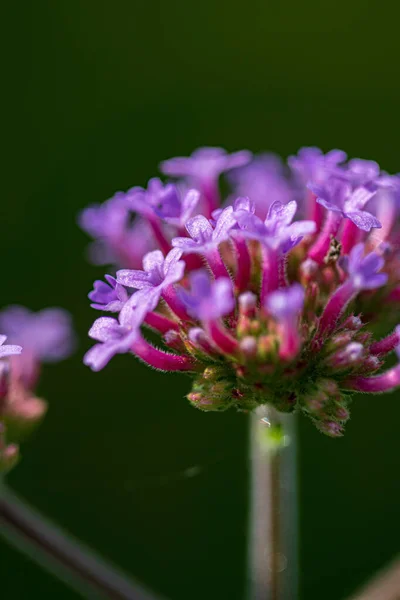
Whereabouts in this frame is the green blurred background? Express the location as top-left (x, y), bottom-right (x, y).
top-left (2, 2), bottom-right (400, 598)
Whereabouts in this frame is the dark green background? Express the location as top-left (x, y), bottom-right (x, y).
top-left (2, 2), bottom-right (400, 598)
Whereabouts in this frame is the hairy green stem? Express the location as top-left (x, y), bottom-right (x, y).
top-left (248, 407), bottom-right (298, 600)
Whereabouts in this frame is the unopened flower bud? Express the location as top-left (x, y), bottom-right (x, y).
top-left (238, 292), bottom-right (257, 317)
top-left (300, 258), bottom-right (318, 281)
top-left (328, 332), bottom-right (354, 351)
top-left (316, 420), bottom-right (344, 438)
top-left (257, 335), bottom-right (277, 360)
top-left (318, 379), bottom-right (340, 398)
top-left (240, 336), bottom-right (258, 358)
top-left (0, 442), bottom-right (20, 473)
top-left (327, 342), bottom-right (364, 370)
top-left (250, 320), bottom-right (262, 335)
top-left (333, 405), bottom-right (349, 421)
top-left (360, 355), bottom-right (382, 373)
top-left (5, 396), bottom-right (48, 440)
top-left (355, 331), bottom-right (372, 345)
top-left (304, 282), bottom-right (319, 314)
top-left (236, 316), bottom-right (252, 337)
top-left (342, 315), bottom-right (363, 331)
top-left (164, 329), bottom-right (183, 348)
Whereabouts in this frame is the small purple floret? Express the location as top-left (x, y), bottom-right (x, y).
top-left (309, 179), bottom-right (381, 232)
top-left (288, 147), bottom-right (347, 184)
top-left (235, 199), bottom-right (316, 252)
top-left (89, 275), bottom-right (129, 312)
top-left (265, 284), bottom-right (305, 320)
top-left (172, 206), bottom-right (236, 255)
top-left (160, 147), bottom-right (252, 183)
top-left (339, 244), bottom-right (388, 291)
top-left (179, 271), bottom-right (234, 321)
top-left (227, 154), bottom-right (295, 218)
top-left (0, 306), bottom-right (74, 363)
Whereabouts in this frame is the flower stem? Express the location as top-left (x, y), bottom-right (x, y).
top-left (248, 407), bottom-right (298, 600)
top-left (0, 482), bottom-right (163, 600)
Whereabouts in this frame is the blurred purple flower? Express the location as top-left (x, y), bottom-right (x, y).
top-left (0, 306), bottom-right (74, 363)
top-left (309, 179), bottom-right (381, 232)
top-left (265, 284), bottom-right (305, 320)
top-left (342, 158), bottom-right (381, 189)
top-left (79, 193), bottom-right (153, 267)
top-left (339, 244), bottom-right (388, 291)
top-left (154, 188), bottom-right (200, 228)
top-left (179, 270), bottom-right (234, 321)
top-left (160, 147), bottom-right (252, 184)
top-left (228, 154), bottom-right (295, 219)
top-left (288, 147), bottom-right (347, 185)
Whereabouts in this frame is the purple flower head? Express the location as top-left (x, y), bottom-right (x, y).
top-left (79, 193), bottom-right (154, 267)
top-left (339, 243), bottom-right (388, 291)
top-left (117, 248), bottom-right (185, 310)
top-left (160, 147), bottom-right (252, 185)
top-left (0, 335), bottom-right (22, 359)
top-left (84, 298), bottom-right (148, 372)
top-left (172, 206), bottom-right (236, 255)
top-left (309, 178), bottom-right (381, 232)
top-left (227, 154), bottom-right (295, 219)
top-left (235, 200), bottom-right (316, 252)
top-left (265, 284), bottom-right (305, 320)
top-left (89, 275), bottom-right (129, 312)
top-left (288, 147), bottom-right (347, 185)
top-left (179, 270), bottom-right (234, 321)
top-left (0, 307), bottom-right (74, 363)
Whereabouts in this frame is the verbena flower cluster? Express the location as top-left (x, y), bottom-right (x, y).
top-left (81, 147), bottom-right (400, 437)
top-left (0, 307), bottom-right (74, 471)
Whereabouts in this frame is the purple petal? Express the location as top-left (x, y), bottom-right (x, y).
top-left (347, 244), bottom-right (365, 272)
top-left (359, 252), bottom-right (385, 276)
top-left (345, 210), bottom-right (381, 232)
top-left (171, 237), bottom-right (199, 252)
top-left (189, 270), bottom-right (212, 298)
top-left (163, 248), bottom-right (183, 274)
top-left (116, 269), bottom-right (152, 289)
top-left (344, 187), bottom-right (376, 211)
top-left (180, 189), bottom-right (200, 223)
top-left (212, 278), bottom-right (235, 316)
top-left (0, 334), bottom-right (22, 358)
top-left (186, 215), bottom-right (213, 243)
top-left (361, 273), bottom-right (388, 290)
top-left (267, 200), bottom-right (297, 226)
top-left (88, 317), bottom-right (121, 342)
top-left (233, 197), bottom-right (255, 214)
top-left (142, 250), bottom-right (164, 273)
top-left (316, 198), bottom-right (344, 213)
top-left (265, 284), bottom-right (305, 320)
top-left (213, 206), bottom-right (236, 240)
top-left (178, 270), bottom-right (234, 321)
top-left (84, 343), bottom-right (118, 372)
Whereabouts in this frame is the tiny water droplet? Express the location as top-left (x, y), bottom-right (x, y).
top-left (260, 416), bottom-right (271, 427)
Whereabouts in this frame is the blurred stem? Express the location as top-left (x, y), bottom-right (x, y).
top-left (0, 481), bottom-right (163, 600)
top-left (248, 406), bottom-right (298, 600)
